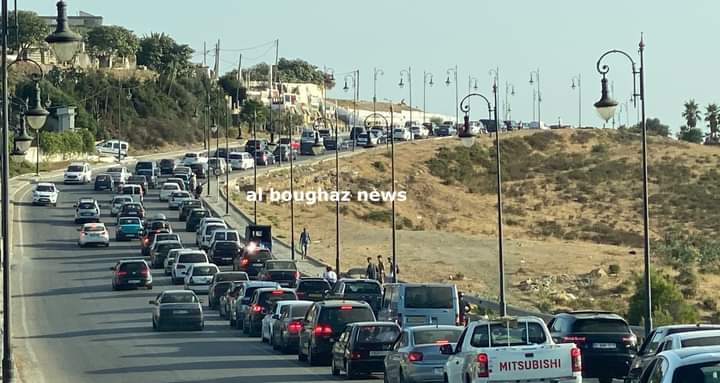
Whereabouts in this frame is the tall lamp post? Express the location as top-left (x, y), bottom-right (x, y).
top-left (343, 71), bottom-right (358, 150)
top-left (593, 35), bottom-right (651, 336)
top-left (446, 65), bottom-right (459, 124)
top-left (1, 2), bottom-right (80, 381)
top-left (399, 67), bottom-right (412, 131)
top-left (23, 73), bottom-right (49, 176)
top-left (287, 114), bottom-right (296, 260)
top-left (529, 69), bottom-right (541, 126)
top-left (313, 116), bottom-right (338, 272)
top-left (252, 110), bottom-right (258, 224)
top-left (373, 67), bottom-right (383, 119)
top-left (571, 74), bottom-right (582, 128)
top-left (423, 72), bottom-right (434, 127)
top-left (504, 82), bottom-right (515, 122)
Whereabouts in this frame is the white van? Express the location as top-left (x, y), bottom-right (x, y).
top-left (96, 140), bottom-right (129, 158)
top-left (182, 151), bottom-right (208, 166)
top-left (228, 152), bottom-right (254, 171)
top-left (378, 283), bottom-right (460, 327)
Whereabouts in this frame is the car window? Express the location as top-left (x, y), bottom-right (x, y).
top-left (246, 250), bottom-right (272, 261)
top-left (266, 261), bottom-right (295, 270)
top-left (404, 286), bottom-right (454, 309)
top-left (67, 165), bottom-right (83, 172)
top-left (672, 361), bottom-right (720, 383)
top-left (413, 329), bottom-right (463, 345)
top-left (355, 325), bottom-right (400, 344)
top-left (119, 262), bottom-right (146, 272)
top-left (78, 202), bottom-right (96, 209)
top-left (649, 358), bottom-right (668, 383)
top-left (289, 303), bottom-right (312, 318)
top-left (344, 282), bottom-right (380, 294)
top-left (258, 291), bottom-right (297, 308)
top-left (192, 266), bottom-right (218, 276)
top-left (318, 306), bottom-right (375, 332)
top-left (157, 243), bottom-right (183, 253)
top-left (243, 286), bottom-right (266, 299)
top-left (118, 218), bottom-right (140, 225)
top-left (573, 319), bottom-right (630, 333)
top-left (455, 328), bottom-right (468, 353)
top-left (160, 293), bottom-right (198, 304)
top-left (162, 184), bottom-right (179, 190)
top-left (36, 185), bottom-right (55, 192)
top-left (298, 280), bottom-right (330, 293)
top-left (178, 253), bottom-right (207, 263)
top-left (470, 322), bottom-right (547, 347)
top-left (214, 272), bottom-right (248, 282)
top-left (280, 305), bottom-right (290, 319)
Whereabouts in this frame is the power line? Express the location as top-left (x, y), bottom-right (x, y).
top-left (218, 39), bottom-right (277, 52)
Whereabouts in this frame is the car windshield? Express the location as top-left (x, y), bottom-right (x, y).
top-left (672, 362), bottom-right (720, 383)
top-left (108, 167), bottom-right (122, 173)
top-left (259, 291), bottom-right (296, 307)
top-left (290, 303), bottom-right (312, 317)
top-left (162, 184), bottom-right (179, 190)
top-left (229, 153), bottom-right (243, 159)
top-left (266, 261), bottom-right (295, 270)
top-left (123, 205), bottom-right (141, 211)
top-left (215, 242), bottom-right (239, 250)
top-left (118, 218), bottom-right (140, 225)
top-left (67, 165), bottom-right (84, 172)
top-left (129, 176), bottom-right (145, 182)
top-left (122, 186), bottom-right (139, 193)
top-left (214, 272), bottom-right (248, 282)
top-left (78, 202), bottom-right (95, 209)
top-left (192, 266), bottom-right (218, 276)
top-left (184, 153), bottom-right (197, 158)
top-left (344, 282), bottom-right (380, 294)
top-left (36, 185), bottom-right (54, 192)
top-left (681, 336), bottom-right (720, 348)
top-left (413, 329), bottom-right (463, 345)
top-left (470, 322), bottom-right (547, 347)
top-left (83, 226), bottom-right (105, 232)
top-left (136, 162), bottom-right (152, 169)
top-left (573, 319), bottom-right (630, 333)
top-left (114, 197), bottom-right (132, 204)
top-left (190, 211), bottom-right (208, 219)
top-left (246, 250), bottom-right (272, 261)
top-left (404, 286), bottom-right (454, 309)
top-left (178, 253), bottom-right (207, 263)
top-left (119, 262), bottom-right (146, 272)
top-left (157, 242), bottom-right (182, 251)
top-left (206, 225), bottom-right (225, 234)
top-left (319, 307), bottom-right (375, 333)
top-left (160, 293), bottom-right (198, 304)
top-left (298, 280), bottom-right (330, 293)
top-left (172, 192), bottom-right (190, 198)
top-left (356, 325), bottom-right (400, 344)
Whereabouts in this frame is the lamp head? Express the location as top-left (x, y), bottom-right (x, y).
top-left (571, 79), bottom-right (577, 90)
top-left (458, 114), bottom-right (476, 147)
top-left (473, 80), bottom-right (478, 90)
top-left (12, 125), bottom-right (34, 158)
top-left (25, 81), bottom-right (50, 131)
top-left (594, 76), bottom-right (618, 122)
top-left (45, 0), bottom-right (83, 63)
top-left (398, 78), bottom-right (404, 88)
top-left (429, 78), bottom-right (434, 87)
top-left (445, 76), bottom-right (451, 86)
top-left (343, 80), bottom-right (349, 92)
top-left (529, 74), bottom-right (534, 85)
top-left (211, 124), bottom-right (218, 134)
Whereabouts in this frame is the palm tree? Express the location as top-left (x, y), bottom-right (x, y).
top-left (682, 99), bottom-right (702, 131)
top-left (706, 103), bottom-right (719, 141)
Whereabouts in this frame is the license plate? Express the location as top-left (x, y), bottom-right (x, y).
top-left (433, 368), bottom-right (443, 375)
top-left (127, 280), bottom-right (140, 284)
top-left (252, 263), bottom-right (263, 267)
top-left (280, 282), bottom-right (290, 287)
top-left (407, 316), bottom-right (428, 325)
top-left (369, 351), bottom-right (388, 357)
top-left (593, 343), bottom-right (617, 349)
top-left (222, 258), bottom-right (231, 261)
top-left (81, 213), bottom-right (92, 216)
top-left (174, 310), bottom-right (189, 314)
top-left (308, 294), bottom-right (321, 298)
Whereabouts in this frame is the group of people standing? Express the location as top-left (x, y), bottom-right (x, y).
top-left (365, 255), bottom-right (398, 283)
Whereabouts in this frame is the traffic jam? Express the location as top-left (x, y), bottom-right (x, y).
top-left (30, 150), bottom-right (720, 383)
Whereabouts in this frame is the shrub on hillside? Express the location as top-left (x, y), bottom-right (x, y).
top-left (626, 270), bottom-right (698, 326)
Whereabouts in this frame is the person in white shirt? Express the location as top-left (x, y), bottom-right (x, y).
top-left (322, 266), bottom-right (337, 285)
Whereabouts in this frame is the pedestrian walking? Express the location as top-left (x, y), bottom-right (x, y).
top-left (376, 255), bottom-right (385, 283)
top-left (190, 173), bottom-right (197, 193)
top-left (194, 183), bottom-right (203, 199)
top-left (365, 257), bottom-right (378, 280)
top-left (299, 227), bottom-right (311, 260)
top-left (387, 257), bottom-right (399, 282)
top-left (322, 266), bottom-right (337, 285)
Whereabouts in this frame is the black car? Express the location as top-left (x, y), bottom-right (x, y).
top-left (118, 202), bottom-right (145, 220)
top-left (258, 260), bottom-right (300, 288)
top-left (325, 279), bottom-right (383, 314)
top-left (189, 163), bottom-right (207, 179)
top-left (214, 148), bottom-right (229, 159)
top-left (94, 174), bottom-right (114, 191)
top-left (179, 199), bottom-right (203, 221)
top-left (233, 246), bottom-right (273, 277)
top-left (208, 241), bottom-right (242, 266)
top-left (186, 209), bottom-right (209, 232)
top-left (254, 150), bottom-right (276, 166)
top-left (127, 175), bottom-right (149, 193)
top-left (243, 287), bottom-right (297, 336)
top-left (331, 322), bottom-right (401, 377)
top-left (548, 311), bottom-right (637, 383)
top-left (111, 260), bottom-right (152, 290)
top-left (245, 139), bottom-right (267, 155)
top-left (298, 300), bottom-right (376, 366)
top-left (349, 127), bottom-right (366, 140)
top-left (323, 137), bottom-right (340, 151)
top-left (208, 281), bottom-right (233, 310)
top-left (295, 278), bottom-right (331, 301)
top-left (271, 301), bottom-right (313, 353)
top-left (159, 159), bottom-right (176, 176)
top-left (273, 145), bottom-right (297, 162)
top-left (209, 272), bottom-right (250, 309)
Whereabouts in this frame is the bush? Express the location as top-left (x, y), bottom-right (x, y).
top-left (365, 210), bottom-right (392, 223)
top-left (591, 143), bottom-right (609, 155)
top-left (371, 161), bottom-right (386, 172)
top-left (608, 264), bottom-right (621, 274)
top-left (626, 270), bottom-right (699, 326)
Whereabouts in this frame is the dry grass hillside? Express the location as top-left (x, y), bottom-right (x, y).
top-left (230, 129), bottom-right (720, 321)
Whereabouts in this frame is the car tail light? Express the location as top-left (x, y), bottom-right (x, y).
top-left (313, 324), bottom-right (332, 336)
top-left (476, 353), bottom-right (489, 378)
top-left (561, 336), bottom-right (586, 344)
top-left (408, 351), bottom-right (423, 362)
top-left (240, 258), bottom-right (249, 267)
top-left (434, 340), bottom-right (449, 345)
top-left (350, 351), bottom-right (365, 360)
top-left (140, 268), bottom-right (149, 277)
top-left (251, 304), bottom-right (262, 313)
top-left (288, 321), bottom-right (302, 333)
top-left (271, 290), bottom-right (284, 295)
top-left (623, 335), bottom-right (637, 347)
top-left (571, 347), bottom-right (582, 372)
top-left (340, 305), bottom-right (353, 310)
top-left (116, 271), bottom-right (128, 277)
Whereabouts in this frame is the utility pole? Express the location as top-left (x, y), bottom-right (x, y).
top-left (203, 41), bottom-right (207, 67)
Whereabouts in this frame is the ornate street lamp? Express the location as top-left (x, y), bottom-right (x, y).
top-left (44, 1), bottom-right (83, 63)
top-left (10, 124), bottom-right (33, 162)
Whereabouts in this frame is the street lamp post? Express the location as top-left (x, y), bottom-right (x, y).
top-left (252, 110), bottom-right (258, 224)
top-left (23, 74), bottom-right (49, 176)
top-left (457, 79), bottom-right (506, 317)
top-left (313, 116), bottom-right (338, 272)
top-left (446, 65), bottom-right (459, 124)
top-left (373, 67), bottom-right (383, 119)
top-left (593, 35), bottom-right (651, 336)
top-left (571, 74), bottom-right (582, 128)
top-left (224, 96), bottom-right (230, 215)
top-left (529, 69), bottom-right (541, 127)
top-left (423, 72), bottom-right (434, 127)
top-left (288, 116), bottom-right (296, 260)
top-left (343, 71), bottom-right (358, 150)
top-left (399, 67), bottom-right (412, 133)
top-left (504, 82), bottom-right (515, 122)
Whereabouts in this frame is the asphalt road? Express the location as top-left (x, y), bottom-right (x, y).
top-left (12, 148), bottom-right (382, 383)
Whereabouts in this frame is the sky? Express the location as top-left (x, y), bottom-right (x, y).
top-left (27, 0), bottom-right (720, 132)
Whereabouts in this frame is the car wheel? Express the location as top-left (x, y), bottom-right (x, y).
top-left (298, 346), bottom-right (307, 362)
top-left (331, 358), bottom-right (340, 376)
top-left (146, 284), bottom-right (152, 290)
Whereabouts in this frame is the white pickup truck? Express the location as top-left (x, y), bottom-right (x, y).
top-left (442, 316), bottom-right (582, 383)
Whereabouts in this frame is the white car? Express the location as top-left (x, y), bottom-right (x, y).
top-left (228, 152), bottom-right (255, 171)
top-left (207, 158), bottom-right (227, 175)
top-left (182, 151), bottom-right (208, 166)
top-left (159, 182), bottom-right (181, 201)
top-left (32, 182), bottom-right (58, 206)
top-left (106, 166), bottom-right (130, 186)
top-left (261, 300), bottom-right (312, 344)
top-left (195, 217), bottom-right (226, 238)
top-left (63, 162), bottom-right (92, 184)
top-left (171, 250), bottom-right (209, 284)
top-left (642, 346), bottom-right (720, 383)
top-left (168, 191), bottom-right (193, 210)
top-left (110, 195), bottom-right (134, 216)
top-left (410, 125), bottom-right (429, 139)
top-left (660, 330), bottom-right (720, 352)
top-left (78, 222), bottom-right (110, 247)
top-left (164, 248), bottom-right (185, 276)
top-left (207, 229), bottom-right (241, 250)
top-left (198, 222), bottom-right (228, 250)
top-left (393, 127), bottom-right (412, 141)
top-left (183, 263), bottom-right (220, 293)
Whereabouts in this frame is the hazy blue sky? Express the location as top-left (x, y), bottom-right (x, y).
top-left (27, 0), bottom-right (720, 132)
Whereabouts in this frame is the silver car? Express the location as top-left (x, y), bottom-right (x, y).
top-left (150, 290), bottom-right (204, 331)
top-left (384, 325), bottom-right (464, 383)
top-left (110, 195), bottom-right (134, 217)
top-left (74, 198), bottom-right (101, 224)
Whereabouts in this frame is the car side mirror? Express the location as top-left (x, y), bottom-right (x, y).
top-left (148, 300), bottom-right (155, 305)
top-left (439, 344), bottom-right (454, 355)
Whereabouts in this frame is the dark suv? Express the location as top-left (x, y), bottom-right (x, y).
top-left (298, 300), bottom-right (376, 366)
top-left (209, 241), bottom-right (242, 266)
top-left (159, 159), bottom-right (176, 176)
top-left (548, 311), bottom-right (637, 383)
top-left (233, 247), bottom-right (273, 278)
top-left (295, 278), bottom-right (331, 301)
top-left (243, 287), bottom-right (297, 336)
top-left (325, 279), bottom-right (383, 314)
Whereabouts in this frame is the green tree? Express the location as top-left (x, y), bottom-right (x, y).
top-left (7, 11), bottom-right (50, 57)
top-left (238, 99), bottom-right (268, 126)
top-left (137, 33), bottom-right (193, 75)
top-left (219, 70), bottom-right (246, 106)
top-left (678, 127), bottom-right (704, 144)
top-left (705, 103), bottom-right (719, 141)
top-left (630, 118), bottom-right (670, 137)
top-left (86, 25), bottom-right (139, 64)
top-left (277, 58), bottom-right (330, 86)
top-left (682, 99), bottom-right (701, 132)
top-left (626, 270), bottom-right (698, 326)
